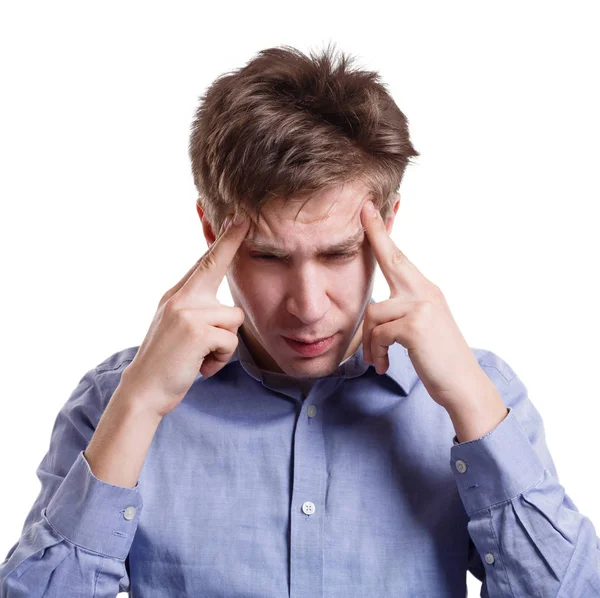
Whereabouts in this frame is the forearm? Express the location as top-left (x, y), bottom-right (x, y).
top-left (84, 372), bottom-right (164, 488)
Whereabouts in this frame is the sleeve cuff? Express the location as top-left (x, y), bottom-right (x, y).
top-left (449, 406), bottom-right (546, 516)
top-left (44, 450), bottom-right (143, 560)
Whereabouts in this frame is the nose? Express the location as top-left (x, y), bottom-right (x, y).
top-left (285, 263), bottom-right (330, 325)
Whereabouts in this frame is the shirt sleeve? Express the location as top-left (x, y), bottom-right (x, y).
top-left (449, 351), bottom-right (600, 597)
top-left (0, 365), bottom-right (143, 597)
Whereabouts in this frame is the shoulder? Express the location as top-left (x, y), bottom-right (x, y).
top-left (95, 345), bottom-right (140, 374)
top-left (90, 345), bottom-right (141, 398)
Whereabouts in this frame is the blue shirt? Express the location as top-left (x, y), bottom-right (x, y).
top-left (2, 300), bottom-right (600, 597)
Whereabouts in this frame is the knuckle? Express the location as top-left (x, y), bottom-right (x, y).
top-left (430, 284), bottom-right (444, 301)
top-left (421, 299), bottom-right (437, 316)
top-left (408, 303), bottom-right (431, 334)
top-left (175, 307), bottom-right (204, 339)
top-left (158, 290), bottom-right (172, 307)
top-left (163, 295), bottom-right (183, 316)
top-left (198, 321), bottom-right (212, 343)
top-left (405, 315), bottom-right (421, 337)
top-left (176, 307), bottom-right (196, 330)
top-left (235, 307), bottom-right (245, 324)
top-left (199, 249), bottom-right (218, 272)
top-left (227, 330), bottom-right (240, 350)
top-left (413, 301), bottom-right (431, 321)
top-left (365, 303), bottom-right (375, 319)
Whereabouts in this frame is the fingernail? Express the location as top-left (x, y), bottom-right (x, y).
top-left (233, 212), bottom-right (245, 226)
top-left (365, 201), bottom-right (378, 217)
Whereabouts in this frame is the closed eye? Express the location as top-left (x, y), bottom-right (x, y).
top-left (250, 251), bottom-right (359, 261)
top-left (324, 251), bottom-right (360, 260)
top-left (250, 254), bottom-right (282, 261)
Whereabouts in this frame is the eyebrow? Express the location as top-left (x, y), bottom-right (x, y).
top-left (243, 228), bottom-right (366, 258)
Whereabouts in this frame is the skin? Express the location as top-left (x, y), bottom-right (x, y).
top-left (358, 198), bottom-right (508, 442)
top-left (196, 179), bottom-right (400, 380)
top-left (82, 180), bottom-right (507, 490)
top-left (195, 182), bottom-right (507, 442)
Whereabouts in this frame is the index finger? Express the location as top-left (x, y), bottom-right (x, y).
top-left (181, 211), bottom-right (251, 297)
top-left (360, 200), bottom-right (419, 296)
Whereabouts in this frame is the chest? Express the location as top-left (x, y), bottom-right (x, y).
top-left (127, 385), bottom-right (471, 597)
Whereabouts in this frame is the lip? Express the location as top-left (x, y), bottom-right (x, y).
top-left (286, 335), bottom-right (330, 343)
top-left (282, 334), bottom-right (337, 357)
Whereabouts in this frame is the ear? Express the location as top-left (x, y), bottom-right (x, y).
top-left (384, 193), bottom-right (401, 234)
top-left (196, 201), bottom-right (218, 246)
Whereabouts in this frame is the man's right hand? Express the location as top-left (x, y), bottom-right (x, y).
top-left (122, 210), bottom-right (251, 418)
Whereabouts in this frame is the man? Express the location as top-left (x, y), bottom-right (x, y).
top-left (1, 44), bottom-right (599, 597)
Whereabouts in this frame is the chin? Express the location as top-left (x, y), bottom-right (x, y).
top-left (281, 350), bottom-right (347, 378)
top-left (280, 362), bottom-right (337, 380)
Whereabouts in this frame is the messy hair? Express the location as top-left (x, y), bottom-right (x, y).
top-left (189, 42), bottom-right (419, 233)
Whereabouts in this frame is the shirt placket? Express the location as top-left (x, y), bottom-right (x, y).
top-left (289, 377), bottom-right (338, 598)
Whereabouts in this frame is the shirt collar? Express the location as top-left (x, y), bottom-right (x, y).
top-left (223, 297), bottom-right (418, 396)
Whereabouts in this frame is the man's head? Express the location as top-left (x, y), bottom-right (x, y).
top-left (189, 43), bottom-right (418, 378)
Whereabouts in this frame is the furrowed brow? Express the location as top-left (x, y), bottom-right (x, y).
top-left (320, 229), bottom-right (365, 254)
top-left (243, 228), bottom-right (365, 257)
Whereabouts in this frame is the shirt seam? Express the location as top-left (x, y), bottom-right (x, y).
top-left (478, 362), bottom-right (514, 384)
top-left (96, 357), bottom-right (135, 375)
top-left (486, 506), bottom-right (517, 597)
top-left (44, 512), bottom-right (127, 561)
top-left (93, 556), bottom-right (106, 598)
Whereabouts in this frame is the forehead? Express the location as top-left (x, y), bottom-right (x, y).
top-left (243, 180), bottom-right (372, 252)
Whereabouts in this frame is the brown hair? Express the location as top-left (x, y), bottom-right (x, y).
top-left (189, 42), bottom-right (419, 233)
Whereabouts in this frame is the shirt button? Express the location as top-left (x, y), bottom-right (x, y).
top-left (485, 552), bottom-right (495, 564)
top-left (455, 459), bottom-right (467, 473)
top-left (302, 501), bottom-right (315, 515)
top-left (307, 404), bottom-right (317, 418)
top-left (123, 506), bottom-right (137, 520)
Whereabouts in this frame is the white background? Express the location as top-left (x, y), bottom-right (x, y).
top-left (1, 2), bottom-right (598, 596)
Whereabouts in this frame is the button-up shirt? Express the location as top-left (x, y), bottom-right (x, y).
top-left (2, 299), bottom-right (600, 597)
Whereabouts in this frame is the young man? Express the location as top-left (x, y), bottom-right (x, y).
top-left (2, 44), bottom-right (599, 597)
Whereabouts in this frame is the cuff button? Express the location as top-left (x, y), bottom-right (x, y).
top-left (124, 506), bottom-right (137, 520)
top-left (455, 459), bottom-right (467, 473)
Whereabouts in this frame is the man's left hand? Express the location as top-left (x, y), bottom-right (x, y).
top-left (360, 199), bottom-right (507, 428)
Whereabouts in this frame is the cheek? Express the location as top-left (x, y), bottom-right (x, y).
top-left (229, 262), bottom-right (281, 309)
top-left (335, 262), bottom-right (372, 298)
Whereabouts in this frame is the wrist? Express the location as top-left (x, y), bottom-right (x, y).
top-left (446, 381), bottom-right (508, 443)
top-left (114, 369), bottom-right (166, 424)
